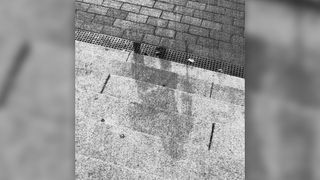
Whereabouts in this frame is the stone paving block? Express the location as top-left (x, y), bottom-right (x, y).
top-left (113, 18), bottom-right (136, 29)
top-left (106, 8), bottom-right (128, 19)
top-left (126, 12), bottom-right (148, 23)
top-left (102, 0), bottom-right (123, 9)
top-left (210, 30), bottom-right (231, 42)
top-left (219, 41), bottom-right (232, 50)
top-left (186, 1), bottom-right (206, 10)
top-left (155, 28), bottom-right (176, 38)
top-left (121, 3), bottom-right (141, 13)
top-left (101, 25), bottom-right (124, 37)
top-left (83, 0), bottom-right (103, 5)
top-left (140, 7), bottom-right (162, 18)
top-left (225, 9), bottom-right (245, 19)
top-left (175, 32), bottom-right (197, 44)
top-left (206, 5), bottom-right (225, 14)
top-left (159, 0), bottom-right (187, 6)
top-left (92, 15), bottom-right (115, 25)
top-left (213, 14), bottom-right (233, 25)
top-left (118, 0), bottom-right (155, 7)
top-left (228, 0), bottom-right (245, 3)
top-left (161, 11), bottom-right (182, 21)
top-left (114, 19), bottom-right (155, 34)
top-left (123, 29), bottom-right (145, 42)
top-left (181, 15), bottom-right (202, 26)
top-left (75, 2), bottom-right (90, 11)
top-left (234, 18), bottom-right (244, 27)
top-left (187, 43), bottom-right (209, 57)
top-left (76, 11), bottom-right (95, 22)
top-left (75, 19), bottom-right (84, 28)
top-left (201, 20), bottom-right (222, 30)
top-left (219, 0), bottom-right (244, 11)
top-left (143, 34), bottom-right (161, 46)
top-left (160, 38), bottom-right (186, 51)
top-left (197, 37), bottom-right (218, 48)
top-left (154, 1), bottom-right (175, 11)
top-left (217, 0), bottom-right (234, 9)
top-left (222, 24), bottom-right (244, 35)
top-left (167, 21), bottom-right (189, 32)
top-left (189, 26), bottom-right (209, 37)
top-left (82, 22), bottom-right (104, 33)
top-left (193, 10), bottom-right (214, 21)
top-left (234, 3), bottom-right (245, 11)
top-left (231, 35), bottom-right (244, 45)
top-left (207, 47), bottom-right (221, 60)
top-left (88, 5), bottom-right (109, 14)
top-left (174, 6), bottom-right (194, 16)
top-left (147, 17), bottom-right (168, 28)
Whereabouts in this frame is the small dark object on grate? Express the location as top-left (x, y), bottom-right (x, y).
top-left (133, 42), bottom-right (141, 54)
top-left (101, 119), bottom-right (105, 122)
top-left (155, 46), bottom-right (166, 59)
top-left (120, 134), bottom-right (125, 138)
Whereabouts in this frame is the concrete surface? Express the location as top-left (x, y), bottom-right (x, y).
top-left (75, 40), bottom-right (244, 179)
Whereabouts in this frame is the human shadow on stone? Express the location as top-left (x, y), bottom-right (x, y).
top-left (127, 49), bottom-right (195, 163)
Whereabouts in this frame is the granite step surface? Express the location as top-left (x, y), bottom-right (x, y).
top-left (76, 154), bottom-right (163, 180)
top-left (76, 92), bottom-right (244, 179)
top-left (75, 43), bottom-right (244, 106)
top-left (75, 41), bottom-right (244, 91)
top-left (76, 72), bottom-right (244, 117)
top-left (75, 40), bottom-right (245, 180)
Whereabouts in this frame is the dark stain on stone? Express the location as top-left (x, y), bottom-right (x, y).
top-left (88, 172), bottom-right (94, 177)
top-left (101, 119), bottom-right (105, 122)
top-left (155, 46), bottom-right (166, 59)
top-left (129, 54), bottom-right (195, 161)
top-left (133, 42), bottom-right (141, 54)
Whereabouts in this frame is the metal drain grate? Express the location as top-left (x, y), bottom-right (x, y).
top-left (75, 29), bottom-right (245, 78)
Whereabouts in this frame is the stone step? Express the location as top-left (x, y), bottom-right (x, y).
top-left (76, 154), bottom-right (163, 180)
top-left (75, 60), bottom-right (244, 108)
top-left (75, 40), bottom-right (244, 101)
top-left (76, 72), bottom-right (243, 117)
top-left (75, 40), bottom-right (244, 179)
top-left (75, 92), bottom-right (244, 179)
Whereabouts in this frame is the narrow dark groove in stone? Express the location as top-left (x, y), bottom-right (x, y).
top-left (100, 74), bottom-right (111, 94)
top-left (126, 51), bottom-right (131, 62)
top-left (209, 82), bottom-right (214, 98)
top-left (208, 123), bottom-right (215, 150)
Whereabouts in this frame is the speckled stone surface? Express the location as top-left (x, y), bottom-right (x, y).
top-left (76, 41), bottom-right (244, 105)
top-left (76, 41), bottom-right (244, 91)
top-left (75, 40), bottom-right (244, 179)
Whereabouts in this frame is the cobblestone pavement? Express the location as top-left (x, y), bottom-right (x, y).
top-left (75, 0), bottom-right (245, 65)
